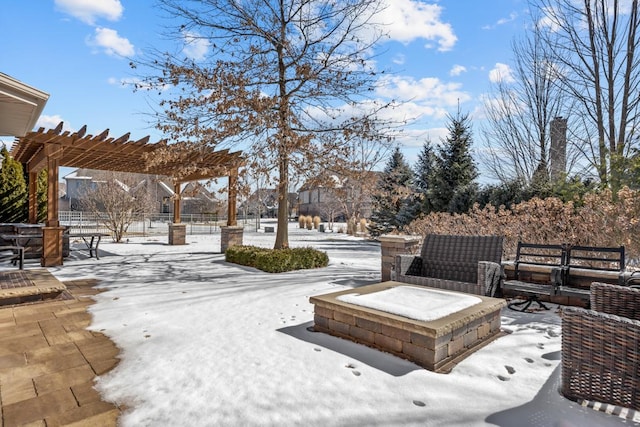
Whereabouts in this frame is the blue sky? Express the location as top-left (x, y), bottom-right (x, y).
top-left (1, 0), bottom-right (529, 179)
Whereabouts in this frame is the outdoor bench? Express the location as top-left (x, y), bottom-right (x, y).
top-left (557, 244), bottom-right (625, 300)
top-left (503, 241), bottom-right (626, 310)
top-left (503, 242), bottom-right (567, 311)
top-left (393, 234), bottom-right (504, 296)
top-left (67, 232), bottom-right (110, 260)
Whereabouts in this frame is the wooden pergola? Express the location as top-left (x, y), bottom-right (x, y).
top-left (10, 122), bottom-right (244, 266)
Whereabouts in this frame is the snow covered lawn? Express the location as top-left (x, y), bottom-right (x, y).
top-left (40, 221), bottom-right (634, 426)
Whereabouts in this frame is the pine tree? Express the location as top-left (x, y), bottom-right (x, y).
top-left (430, 112), bottom-right (479, 213)
top-left (36, 169), bottom-right (48, 222)
top-left (368, 147), bottom-right (415, 236)
top-left (0, 146), bottom-right (27, 222)
top-left (414, 139), bottom-right (437, 215)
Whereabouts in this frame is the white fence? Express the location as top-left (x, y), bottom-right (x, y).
top-left (59, 211), bottom-right (257, 237)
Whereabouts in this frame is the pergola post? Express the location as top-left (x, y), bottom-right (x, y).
top-left (41, 146), bottom-right (64, 266)
top-left (221, 167), bottom-right (242, 253)
top-left (168, 181), bottom-right (186, 245)
top-left (173, 181), bottom-right (181, 223)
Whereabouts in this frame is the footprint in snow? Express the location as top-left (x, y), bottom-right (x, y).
top-left (525, 357), bottom-right (534, 364)
top-left (313, 347), bottom-right (322, 352)
top-left (505, 366), bottom-right (515, 375)
top-left (537, 343), bottom-right (545, 349)
top-left (413, 400), bottom-right (426, 407)
top-left (352, 370), bottom-right (361, 376)
top-left (497, 375), bottom-right (510, 382)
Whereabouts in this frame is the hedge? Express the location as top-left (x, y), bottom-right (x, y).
top-left (225, 245), bottom-right (329, 273)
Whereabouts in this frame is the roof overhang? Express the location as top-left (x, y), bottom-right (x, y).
top-left (0, 73), bottom-right (49, 137)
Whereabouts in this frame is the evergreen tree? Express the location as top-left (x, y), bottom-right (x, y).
top-left (0, 145), bottom-right (27, 222)
top-left (414, 139), bottom-right (437, 215)
top-left (36, 169), bottom-right (48, 222)
top-left (368, 147), bottom-right (415, 236)
top-left (430, 112), bottom-right (479, 213)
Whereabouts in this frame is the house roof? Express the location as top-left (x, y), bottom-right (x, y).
top-left (10, 122), bottom-right (244, 183)
top-left (0, 73), bottom-right (49, 137)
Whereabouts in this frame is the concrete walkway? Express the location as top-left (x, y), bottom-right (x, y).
top-left (0, 274), bottom-right (121, 426)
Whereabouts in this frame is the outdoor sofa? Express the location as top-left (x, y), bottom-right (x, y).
top-left (393, 234), bottom-right (504, 297)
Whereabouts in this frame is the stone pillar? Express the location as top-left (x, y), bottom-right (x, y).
top-left (221, 226), bottom-right (244, 253)
top-left (168, 223), bottom-right (187, 245)
top-left (41, 226), bottom-right (65, 266)
top-left (379, 235), bottom-right (422, 282)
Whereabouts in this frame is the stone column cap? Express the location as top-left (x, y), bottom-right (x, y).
top-left (379, 234), bottom-right (421, 243)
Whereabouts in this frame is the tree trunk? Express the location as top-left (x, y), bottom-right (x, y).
top-left (274, 153), bottom-right (289, 249)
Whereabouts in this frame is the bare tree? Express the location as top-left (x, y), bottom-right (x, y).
top-left (534, 0), bottom-right (640, 190)
top-left (481, 17), bottom-right (576, 185)
top-left (135, 0), bottom-right (395, 249)
top-left (79, 171), bottom-right (155, 242)
top-left (303, 135), bottom-right (390, 225)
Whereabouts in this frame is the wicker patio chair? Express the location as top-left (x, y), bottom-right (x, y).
top-left (393, 234), bottom-right (504, 296)
top-left (561, 282), bottom-right (640, 411)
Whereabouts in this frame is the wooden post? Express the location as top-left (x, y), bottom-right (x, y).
top-left (28, 171), bottom-right (38, 224)
top-left (41, 145), bottom-right (64, 266)
top-left (227, 168), bottom-right (237, 226)
top-left (46, 155), bottom-right (60, 227)
top-left (173, 181), bottom-right (181, 223)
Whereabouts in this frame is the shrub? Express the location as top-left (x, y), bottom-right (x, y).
top-left (225, 245), bottom-right (329, 273)
top-left (313, 216), bottom-right (321, 229)
top-left (404, 187), bottom-right (640, 265)
top-left (359, 218), bottom-right (367, 233)
top-left (298, 216), bottom-right (306, 228)
top-left (305, 216), bottom-right (313, 230)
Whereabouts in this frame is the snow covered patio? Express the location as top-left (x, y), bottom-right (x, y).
top-left (8, 220), bottom-right (637, 426)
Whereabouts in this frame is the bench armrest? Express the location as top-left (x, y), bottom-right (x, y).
top-left (395, 254), bottom-right (423, 277)
top-left (478, 261), bottom-right (504, 297)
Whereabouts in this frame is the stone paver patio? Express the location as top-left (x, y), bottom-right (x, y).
top-left (0, 271), bottom-right (121, 426)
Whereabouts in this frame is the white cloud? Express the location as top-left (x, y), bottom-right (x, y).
top-left (182, 31), bottom-right (211, 61)
top-left (449, 65), bottom-right (467, 76)
top-left (489, 63), bottom-right (515, 83)
top-left (538, 6), bottom-right (562, 32)
top-left (36, 115), bottom-right (75, 133)
top-left (380, 0), bottom-right (457, 51)
top-left (392, 53), bottom-right (406, 65)
top-left (88, 27), bottom-right (135, 57)
top-left (55, 0), bottom-right (123, 25)
top-left (482, 12), bottom-right (518, 30)
top-left (376, 75), bottom-right (471, 106)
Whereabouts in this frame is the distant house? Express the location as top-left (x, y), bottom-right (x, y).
top-left (238, 188), bottom-right (298, 219)
top-left (298, 173), bottom-right (376, 221)
top-left (61, 169), bottom-right (224, 216)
